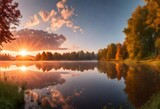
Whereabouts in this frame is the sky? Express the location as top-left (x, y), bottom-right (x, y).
top-left (2, 0), bottom-right (145, 55)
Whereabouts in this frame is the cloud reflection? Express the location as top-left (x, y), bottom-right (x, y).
top-left (25, 88), bottom-right (83, 109)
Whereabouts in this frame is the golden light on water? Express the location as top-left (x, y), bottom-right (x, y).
top-left (19, 66), bottom-right (27, 71)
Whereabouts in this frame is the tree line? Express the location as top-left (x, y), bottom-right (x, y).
top-left (98, 43), bottom-right (128, 61)
top-left (98, 0), bottom-right (160, 60)
top-left (35, 51), bottom-right (97, 60)
top-left (0, 53), bottom-right (12, 60)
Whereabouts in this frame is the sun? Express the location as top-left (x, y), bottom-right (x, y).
top-left (20, 50), bottom-right (28, 56)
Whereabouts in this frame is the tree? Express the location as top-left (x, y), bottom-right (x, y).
top-left (35, 53), bottom-right (41, 60)
top-left (144, 0), bottom-right (160, 7)
top-left (155, 38), bottom-right (160, 57)
top-left (98, 48), bottom-right (107, 60)
top-left (106, 43), bottom-right (117, 60)
top-left (41, 51), bottom-right (47, 60)
top-left (116, 43), bottom-right (123, 61)
top-left (0, 0), bottom-right (21, 46)
top-left (123, 5), bottom-right (154, 59)
top-left (46, 52), bottom-right (54, 60)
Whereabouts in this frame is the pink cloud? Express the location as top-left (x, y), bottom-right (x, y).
top-left (25, 0), bottom-right (83, 33)
top-left (50, 18), bottom-right (66, 30)
top-left (2, 29), bottom-right (67, 51)
top-left (25, 14), bottom-right (40, 27)
top-left (56, 0), bottom-right (67, 11)
top-left (39, 10), bottom-right (57, 22)
top-left (61, 8), bottom-right (74, 19)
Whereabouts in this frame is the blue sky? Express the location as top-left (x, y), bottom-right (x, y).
top-left (14, 0), bottom-right (144, 53)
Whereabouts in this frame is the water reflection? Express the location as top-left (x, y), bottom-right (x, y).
top-left (0, 61), bottom-right (97, 89)
top-left (19, 66), bottom-right (27, 71)
top-left (98, 62), bottom-right (160, 108)
top-left (0, 61), bottom-right (160, 109)
top-left (0, 61), bottom-right (97, 72)
top-left (98, 62), bottom-right (128, 80)
top-left (25, 88), bottom-right (84, 109)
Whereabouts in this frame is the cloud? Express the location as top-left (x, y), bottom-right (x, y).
top-left (25, 0), bottom-right (83, 33)
top-left (56, 0), bottom-right (67, 11)
top-left (39, 10), bottom-right (57, 22)
top-left (25, 14), bottom-right (40, 28)
top-left (2, 29), bottom-right (67, 51)
top-left (61, 8), bottom-right (74, 19)
top-left (50, 18), bottom-right (66, 30)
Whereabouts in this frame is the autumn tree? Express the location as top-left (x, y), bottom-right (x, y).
top-left (98, 0), bottom-right (160, 60)
top-left (155, 38), bottom-right (160, 57)
top-left (123, 0), bottom-right (160, 59)
top-left (98, 48), bottom-right (107, 60)
top-left (122, 41), bottom-right (129, 59)
top-left (116, 43), bottom-right (123, 61)
top-left (123, 6), bottom-right (151, 59)
top-left (144, 0), bottom-right (160, 7)
top-left (0, 0), bottom-right (21, 46)
top-left (106, 43), bottom-right (117, 60)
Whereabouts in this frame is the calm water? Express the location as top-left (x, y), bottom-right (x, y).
top-left (0, 61), bottom-right (160, 109)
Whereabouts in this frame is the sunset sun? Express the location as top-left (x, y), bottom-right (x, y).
top-left (20, 50), bottom-right (28, 56)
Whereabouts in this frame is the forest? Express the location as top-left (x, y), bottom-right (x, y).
top-left (98, 0), bottom-right (160, 61)
top-left (35, 51), bottom-right (97, 61)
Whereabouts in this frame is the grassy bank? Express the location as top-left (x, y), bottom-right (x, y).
top-left (140, 92), bottom-right (160, 109)
top-left (0, 82), bottom-right (24, 109)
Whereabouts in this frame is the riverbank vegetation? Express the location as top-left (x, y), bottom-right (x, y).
top-left (0, 82), bottom-right (24, 109)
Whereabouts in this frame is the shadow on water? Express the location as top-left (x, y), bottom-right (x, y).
top-left (0, 61), bottom-right (160, 109)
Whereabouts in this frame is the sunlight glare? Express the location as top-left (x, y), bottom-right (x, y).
top-left (20, 50), bottom-right (28, 56)
top-left (20, 66), bottom-right (27, 71)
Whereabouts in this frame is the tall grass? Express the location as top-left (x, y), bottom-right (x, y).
top-left (0, 82), bottom-right (24, 109)
top-left (140, 92), bottom-right (160, 109)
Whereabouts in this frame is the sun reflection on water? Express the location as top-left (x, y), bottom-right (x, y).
top-left (19, 66), bottom-right (27, 71)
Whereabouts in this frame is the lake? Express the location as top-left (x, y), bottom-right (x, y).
top-left (0, 61), bottom-right (160, 109)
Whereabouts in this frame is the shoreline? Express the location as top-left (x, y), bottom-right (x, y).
top-left (98, 59), bottom-right (160, 66)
